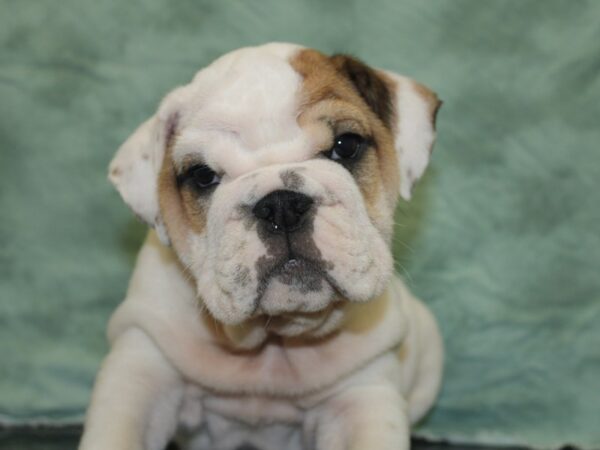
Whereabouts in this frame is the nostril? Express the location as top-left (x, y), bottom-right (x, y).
top-left (292, 197), bottom-right (313, 215)
top-left (253, 190), bottom-right (314, 233)
top-left (254, 204), bottom-right (272, 221)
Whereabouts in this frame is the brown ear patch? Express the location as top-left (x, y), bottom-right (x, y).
top-left (330, 54), bottom-right (394, 129)
top-left (290, 48), bottom-right (401, 216)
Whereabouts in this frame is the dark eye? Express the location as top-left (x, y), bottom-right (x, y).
top-left (186, 164), bottom-right (221, 189)
top-left (327, 133), bottom-right (366, 161)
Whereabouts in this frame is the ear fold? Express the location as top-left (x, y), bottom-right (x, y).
top-left (383, 72), bottom-right (441, 200)
top-left (108, 88), bottom-right (183, 245)
top-left (331, 55), bottom-right (441, 200)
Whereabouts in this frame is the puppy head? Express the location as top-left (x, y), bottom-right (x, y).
top-left (109, 43), bottom-right (440, 348)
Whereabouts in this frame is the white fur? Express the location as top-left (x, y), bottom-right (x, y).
top-left (108, 87), bottom-right (187, 245)
top-left (383, 73), bottom-right (437, 200)
top-left (184, 159), bottom-right (393, 328)
top-left (82, 232), bottom-right (442, 450)
top-left (172, 45), bottom-right (306, 177)
top-left (83, 43), bottom-right (443, 450)
top-left (108, 117), bottom-right (161, 226)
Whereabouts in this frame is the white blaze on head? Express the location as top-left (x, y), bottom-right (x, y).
top-left (172, 43), bottom-right (309, 179)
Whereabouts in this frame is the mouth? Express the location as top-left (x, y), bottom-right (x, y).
top-left (255, 256), bottom-right (327, 298)
top-left (221, 302), bottom-right (343, 349)
top-left (273, 257), bottom-right (325, 287)
top-left (250, 254), bottom-right (343, 318)
top-left (261, 304), bottom-right (337, 337)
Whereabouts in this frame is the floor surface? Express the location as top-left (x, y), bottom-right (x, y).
top-left (0, 426), bottom-right (537, 450)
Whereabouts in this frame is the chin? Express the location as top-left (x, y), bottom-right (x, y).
top-left (214, 269), bottom-right (347, 350)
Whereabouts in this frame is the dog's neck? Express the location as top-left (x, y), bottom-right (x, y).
top-left (108, 230), bottom-right (409, 395)
top-left (162, 231), bottom-right (398, 352)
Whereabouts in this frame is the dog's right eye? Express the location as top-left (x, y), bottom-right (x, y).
top-left (183, 164), bottom-right (221, 190)
top-left (325, 133), bottom-right (366, 162)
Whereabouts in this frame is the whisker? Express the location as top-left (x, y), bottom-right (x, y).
top-left (264, 315), bottom-right (273, 331)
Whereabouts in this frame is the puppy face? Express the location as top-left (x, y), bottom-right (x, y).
top-left (109, 43), bottom-right (439, 346)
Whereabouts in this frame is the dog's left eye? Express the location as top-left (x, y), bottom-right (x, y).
top-left (186, 164), bottom-right (221, 189)
top-left (326, 133), bottom-right (366, 161)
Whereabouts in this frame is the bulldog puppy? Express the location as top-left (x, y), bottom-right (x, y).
top-left (79, 43), bottom-right (443, 450)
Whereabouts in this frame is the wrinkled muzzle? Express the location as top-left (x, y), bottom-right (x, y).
top-left (189, 159), bottom-right (394, 327)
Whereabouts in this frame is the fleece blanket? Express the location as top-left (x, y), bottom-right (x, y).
top-left (1, 1), bottom-right (599, 448)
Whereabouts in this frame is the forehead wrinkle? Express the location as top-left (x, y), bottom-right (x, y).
top-left (204, 116), bottom-right (307, 176)
top-left (250, 117), bottom-right (297, 149)
top-left (200, 135), bottom-right (262, 178)
top-left (171, 128), bottom-right (248, 173)
top-left (171, 121), bottom-right (311, 179)
top-left (218, 151), bottom-right (260, 178)
top-left (169, 47), bottom-right (338, 180)
top-left (254, 133), bottom-right (314, 166)
top-left (172, 84), bottom-right (303, 173)
top-left (189, 54), bottom-right (302, 146)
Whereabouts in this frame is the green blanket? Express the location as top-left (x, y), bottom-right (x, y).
top-left (1, 1), bottom-right (599, 448)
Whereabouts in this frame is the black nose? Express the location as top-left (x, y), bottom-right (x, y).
top-left (253, 190), bottom-right (314, 233)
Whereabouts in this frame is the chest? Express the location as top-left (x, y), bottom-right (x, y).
top-left (176, 385), bottom-right (306, 450)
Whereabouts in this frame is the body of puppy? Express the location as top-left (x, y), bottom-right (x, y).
top-left (80, 43), bottom-right (443, 450)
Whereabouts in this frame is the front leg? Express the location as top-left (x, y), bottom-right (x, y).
top-left (79, 328), bottom-right (185, 450)
top-left (307, 384), bottom-right (410, 450)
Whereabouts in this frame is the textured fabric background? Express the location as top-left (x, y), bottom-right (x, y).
top-left (1, 1), bottom-right (599, 448)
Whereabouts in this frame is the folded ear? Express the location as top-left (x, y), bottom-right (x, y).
top-left (383, 71), bottom-right (441, 200)
top-left (108, 88), bottom-right (183, 245)
top-left (331, 55), bottom-right (441, 200)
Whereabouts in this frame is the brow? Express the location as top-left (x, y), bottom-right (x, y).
top-left (304, 95), bottom-right (369, 118)
top-left (177, 153), bottom-right (207, 173)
